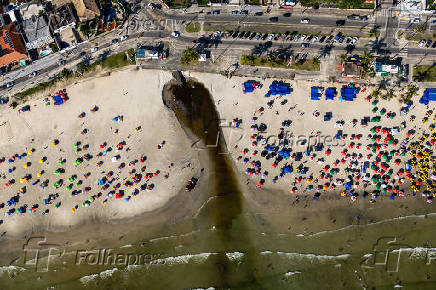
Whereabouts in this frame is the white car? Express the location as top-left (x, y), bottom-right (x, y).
top-left (352, 37), bottom-right (358, 44)
top-left (267, 34), bottom-right (275, 41)
top-left (410, 17), bottom-right (420, 23)
top-left (28, 71), bottom-right (37, 78)
top-left (418, 39), bottom-right (426, 47)
top-left (120, 35), bottom-right (128, 41)
top-left (171, 31), bottom-right (180, 37)
top-left (90, 47), bottom-right (98, 53)
top-left (311, 36), bottom-right (319, 43)
top-left (301, 34), bottom-right (307, 41)
top-left (300, 18), bottom-right (310, 24)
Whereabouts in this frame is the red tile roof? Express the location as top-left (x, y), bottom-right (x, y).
top-left (0, 23), bottom-right (27, 67)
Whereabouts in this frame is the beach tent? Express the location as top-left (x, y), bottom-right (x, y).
top-left (265, 81), bottom-right (291, 97)
top-left (53, 94), bottom-right (63, 105)
top-left (340, 88), bottom-right (356, 101)
top-left (419, 88), bottom-right (436, 105)
top-left (243, 80), bottom-right (261, 93)
top-left (311, 87), bottom-right (321, 100)
top-left (325, 88), bottom-right (336, 100)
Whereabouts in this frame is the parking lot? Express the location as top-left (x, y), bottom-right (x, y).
top-left (216, 30), bottom-right (361, 48)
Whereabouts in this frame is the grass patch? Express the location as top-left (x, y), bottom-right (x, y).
top-left (362, 3), bottom-right (374, 9)
top-left (15, 49), bottom-right (135, 99)
top-left (185, 22), bottom-right (201, 33)
top-left (413, 65), bottom-right (436, 82)
top-left (241, 55), bottom-right (320, 71)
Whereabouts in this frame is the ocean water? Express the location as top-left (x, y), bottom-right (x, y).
top-left (3, 80), bottom-right (436, 289)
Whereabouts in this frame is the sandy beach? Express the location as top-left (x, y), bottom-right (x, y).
top-left (0, 67), bottom-right (434, 238)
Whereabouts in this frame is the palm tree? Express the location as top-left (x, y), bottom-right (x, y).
top-left (383, 89), bottom-right (395, 101)
top-left (372, 87), bottom-right (381, 99)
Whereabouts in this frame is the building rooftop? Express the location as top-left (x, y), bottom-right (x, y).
top-left (49, 3), bottom-right (78, 33)
top-left (342, 61), bottom-right (361, 78)
top-left (22, 15), bottom-right (53, 50)
top-left (0, 22), bottom-right (28, 68)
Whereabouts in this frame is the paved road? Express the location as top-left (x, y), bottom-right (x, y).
top-left (153, 9), bottom-right (374, 30)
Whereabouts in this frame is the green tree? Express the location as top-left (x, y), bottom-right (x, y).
top-left (382, 89), bottom-right (395, 100)
top-left (372, 87), bottom-right (381, 99)
top-left (181, 48), bottom-right (199, 66)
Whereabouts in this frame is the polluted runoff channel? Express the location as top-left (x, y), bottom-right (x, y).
top-left (163, 75), bottom-right (260, 286)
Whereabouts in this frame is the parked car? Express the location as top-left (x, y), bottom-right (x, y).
top-left (338, 36), bottom-right (345, 43)
top-left (319, 36), bottom-right (326, 43)
top-left (6, 81), bottom-right (14, 88)
top-left (240, 10), bottom-right (248, 15)
top-left (418, 39), bottom-right (426, 48)
top-left (59, 59), bottom-right (66, 66)
top-left (301, 34), bottom-right (307, 41)
top-left (255, 33), bottom-right (262, 40)
top-left (261, 33), bottom-right (268, 40)
top-left (359, 15), bottom-right (369, 20)
top-left (283, 12), bottom-right (291, 17)
top-left (301, 43), bottom-right (309, 48)
top-left (249, 32), bottom-right (257, 39)
top-left (91, 47), bottom-right (98, 53)
top-left (244, 31), bottom-right (251, 38)
top-left (268, 17), bottom-right (278, 22)
top-left (347, 14), bottom-right (359, 20)
top-left (300, 18), bottom-right (310, 24)
top-left (294, 34), bottom-right (301, 41)
top-left (120, 35), bottom-right (128, 41)
top-left (411, 17), bottom-right (420, 23)
top-left (110, 39), bottom-right (118, 45)
top-left (232, 31), bottom-right (239, 38)
top-left (311, 36), bottom-right (319, 42)
top-left (426, 40), bottom-right (432, 48)
top-left (231, 10), bottom-right (239, 15)
top-left (267, 34), bottom-right (274, 41)
top-left (211, 10), bottom-right (220, 15)
top-left (28, 71), bottom-right (37, 78)
top-left (171, 31), bottom-right (180, 37)
top-left (336, 19), bottom-right (345, 26)
top-left (255, 12), bottom-right (263, 16)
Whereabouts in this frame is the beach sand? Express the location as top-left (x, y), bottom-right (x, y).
top-left (0, 68), bottom-right (435, 274)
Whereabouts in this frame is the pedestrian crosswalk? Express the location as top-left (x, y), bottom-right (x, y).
top-left (399, 44), bottom-right (408, 57)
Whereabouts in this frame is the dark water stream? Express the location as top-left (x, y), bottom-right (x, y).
top-left (163, 77), bottom-right (259, 286)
